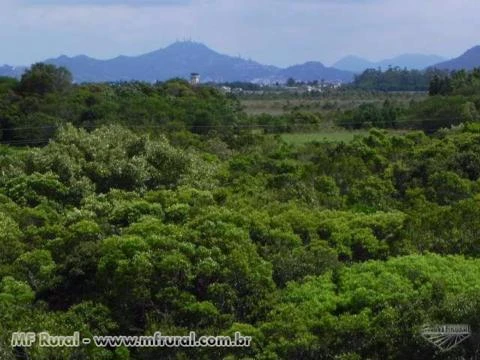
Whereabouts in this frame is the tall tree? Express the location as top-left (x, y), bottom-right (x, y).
top-left (17, 63), bottom-right (72, 96)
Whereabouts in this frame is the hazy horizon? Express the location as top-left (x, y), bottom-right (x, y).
top-left (1, 0), bottom-right (479, 67)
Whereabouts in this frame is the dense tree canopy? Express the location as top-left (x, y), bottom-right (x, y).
top-left (17, 63), bottom-right (73, 96)
top-left (0, 121), bottom-right (479, 359)
top-left (352, 67), bottom-right (446, 92)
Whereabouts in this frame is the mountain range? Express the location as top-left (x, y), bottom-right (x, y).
top-left (1, 42), bottom-right (480, 84)
top-left (0, 42), bottom-right (352, 84)
top-left (44, 41), bottom-right (353, 84)
top-left (0, 65), bottom-right (26, 79)
top-left (333, 54), bottom-right (446, 73)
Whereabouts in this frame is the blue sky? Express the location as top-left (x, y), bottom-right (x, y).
top-left (1, 0), bottom-right (479, 67)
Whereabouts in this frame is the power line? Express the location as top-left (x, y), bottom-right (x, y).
top-left (0, 128), bottom-right (463, 146)
top-left (0, 117), bottom-right (467, 132)
top-left (0, 117), bottom-right (470, 146)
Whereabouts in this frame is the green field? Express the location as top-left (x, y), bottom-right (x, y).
top-left (279, 131), bottom-right (368, 144)
top-left (279, 129), bottom-right (410, 145)
top-left (241, 92), bottom-right (427, 115)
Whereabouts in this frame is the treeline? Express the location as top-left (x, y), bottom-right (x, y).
top-left (352, 66), bottom-right (480, 95)
top-left (429, 68), bottom-right (480, 96)
top-left (3, 63), bottom-right (479, 143)
top-left (0, 63), bottom-right (244, 145)
top-left (338, 68), bottom-right (480, 131)
top-left (352, 67), bottom-right (447, 91)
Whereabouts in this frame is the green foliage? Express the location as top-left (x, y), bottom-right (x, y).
top-left (0, 68), bottom-right (244, 145)
top-left (430, 68), bottom-right (480, 96)
top-left (17, 63), bottom-right (73, 96)
top-left (261, 255), bottom-right (480, 359)
top-left (336, 68), bottom-right (480, 132)
top-left (0, 77), bottom-right (18, 94)
top-left (0, 215), bottom-right (25, 276)
top-left (338, 100), bottom-right (405, 129)
top-left (2, 74), bottom-right (480, 359)
top-left (352, 67), bottom-right (446, 92)
top-left (21, 124), bottom-right (193, 193)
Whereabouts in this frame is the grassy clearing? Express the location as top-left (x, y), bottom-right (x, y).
top-left (279, 131), bottom-right (368, 144)
top-left (241, 93), bottom-right (427, 116)
top-left (279, 129), bottom-right (409, 145)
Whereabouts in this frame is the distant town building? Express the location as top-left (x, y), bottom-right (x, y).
top-left (190, 73), bottom-right (200, 85)
top-left (219, 86), bottom-right (232, 94)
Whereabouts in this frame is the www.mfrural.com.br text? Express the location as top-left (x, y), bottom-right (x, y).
top-left (11, 331), bottom-right (252, 348)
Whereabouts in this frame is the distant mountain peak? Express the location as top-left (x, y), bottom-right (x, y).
top-left (433, 45), bottom-right (480, 70)
top-left (50, 54), bottom-right (95, 62)
top-left (35, 41), bottom-right (353, 83)
top-left (0, 64), bottom-right (26, 78)
top-left (301, 61), bottom-right (326, 67)
top-left (162, 41), bottom-right (216, 54)
top-left (166, 40), bottom-right (209, 49)
top-left (333, 56), bottom-right (375, 73)
top-left (334, 53), bottom-right (445, 73)
top-left (281, 61), bottom-right (351, 82)
top-left (338, 55), bottom-right (370, 62)
top-left (465, 45), bottom-right (480, 53)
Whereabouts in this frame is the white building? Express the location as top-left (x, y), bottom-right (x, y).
top-left (219, 86), bottom-right (232, 94)
top-left (190, 73), bottom-right (200, 85)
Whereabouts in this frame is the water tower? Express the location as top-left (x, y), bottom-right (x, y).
top-left (190, 73), bottom-right (200, 85)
